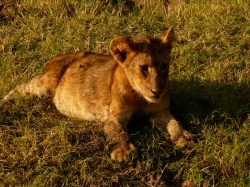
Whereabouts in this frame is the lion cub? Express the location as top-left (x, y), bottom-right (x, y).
top-left (0, 28), bottom-right (195, 162)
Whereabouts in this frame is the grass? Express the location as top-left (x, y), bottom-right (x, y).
top-left (0, 0), bottom-right (249, 186)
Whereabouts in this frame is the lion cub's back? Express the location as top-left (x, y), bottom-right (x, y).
top-left (53, 53), bottom-right (116, 121)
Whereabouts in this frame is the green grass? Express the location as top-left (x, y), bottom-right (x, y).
top-left (0, 0), bottom-right (249, 186)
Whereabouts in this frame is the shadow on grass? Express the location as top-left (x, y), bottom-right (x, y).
top-left (170, 79), bottom-right (249, 131)
top-left (0, 79), bottom-right (249, 186)
top-left (159, 78), bottom-right (249, 185)
top-left (128, 79), bottom-right (249, 186)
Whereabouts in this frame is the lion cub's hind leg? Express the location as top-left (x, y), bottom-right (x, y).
top-left (0, 72), bottom-right (58, 108)
top-left (0, 51), bottom-right (87, 108)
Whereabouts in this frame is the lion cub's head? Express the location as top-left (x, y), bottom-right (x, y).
top-left (110, 28), bottom-right (176, 103)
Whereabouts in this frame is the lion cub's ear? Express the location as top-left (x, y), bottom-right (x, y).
top-left (109, 36), bottom-right (134, 64)
top-left (159, 27), bottom-right (177, 49)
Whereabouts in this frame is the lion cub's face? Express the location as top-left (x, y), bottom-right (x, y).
top-left (110, 28), bottom-right (176, 103)
top-left (124, 51), bottom-right (170, 103)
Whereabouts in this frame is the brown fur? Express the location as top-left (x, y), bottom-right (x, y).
top-left (0, 28), bottom-right (195, 162)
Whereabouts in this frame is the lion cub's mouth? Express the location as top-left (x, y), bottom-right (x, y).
top-left (152, 95), bottom-right (160, 99)
top-left (150, 90), bottom-right (165, 100)
top-left (144, 95), bottom-right (163, 103)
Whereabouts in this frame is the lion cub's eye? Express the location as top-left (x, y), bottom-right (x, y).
top-left (140, 65), bottom-right (148, 73)
top-left (162, 63), bottom-right (169, 73)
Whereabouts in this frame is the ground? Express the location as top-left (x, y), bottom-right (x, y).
top-left (0, 0), bottom-right (249, 186)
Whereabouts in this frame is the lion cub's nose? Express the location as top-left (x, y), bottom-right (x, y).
top-left (151, 89), bottom-right (163, 97)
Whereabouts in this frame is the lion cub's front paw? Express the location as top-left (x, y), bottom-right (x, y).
top-left (110, 144), bottom-right (137, 163)
top-left (171, 130), bottom-right (196, 147)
